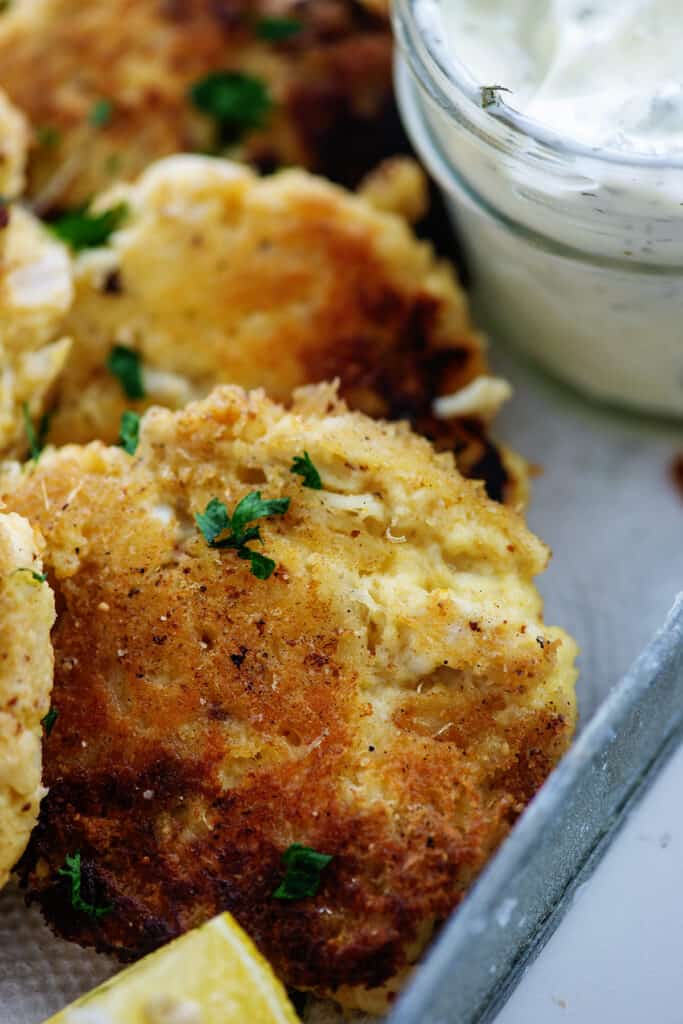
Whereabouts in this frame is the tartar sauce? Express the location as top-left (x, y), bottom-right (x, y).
top-left (442, 0), bottom-right (683, 155)
top-left (397, 0), bottom-right (683, 415)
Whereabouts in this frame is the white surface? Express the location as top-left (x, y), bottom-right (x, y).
top-left (496, 735), bottom-right (683, 1024)
top-left (492, 338), bottom-right (683, 723)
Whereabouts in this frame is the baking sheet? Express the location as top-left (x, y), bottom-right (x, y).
top-left (1, 335), bottom-right (681, 1022)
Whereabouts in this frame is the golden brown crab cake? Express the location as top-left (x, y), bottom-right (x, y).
top-left (48, 155), bottom-right (521, 504)
top-left (0, 511), bottom-right (55, 890)
top-left (4, 384), bottom-right (577, 1011)
top-left (0, 87), bottom-right (29, 200)
top-left (0, 204), bottom-right (73, 458)
top-left (0, 0), bottom-right (396, 211)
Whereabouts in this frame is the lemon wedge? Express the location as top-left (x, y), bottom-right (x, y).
top-left (44, 913), bottom-right (300, 1024)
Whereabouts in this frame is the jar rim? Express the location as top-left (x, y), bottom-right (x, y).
top-left (394, 0), bottom-right (683, 172)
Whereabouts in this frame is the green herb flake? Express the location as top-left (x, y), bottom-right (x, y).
top-left (49, 202), bottom-right (128, 252)
top-left (107, 345), bottom-right (146, 399)
top-left (89, 98), bottom-right (113, 128)
top-left (58, 851), bottom-right (111, 918)
top-left (195, 491), bottom-right (290, 579)
top-left (189, 71), bottom-right (273, 144)
top-left (0, 1), bottom-right (12, 13)
top-left (12, 567), bottom-right (47, 585)
top-left (36, 125), bottom-right (61, 148)
top-left (481, 84), bottom-right (512, 109)
top-left (22, 403), bottom-right (50, 462)
top-left (195, 497), bottom-right (232, 546)
top-left (290, 451), bottom-right (322, 490)
top-left (273, 844), bottom-right (332, 900)
top-left (229, 491), bottom-right (290, 541)
top-left (41, 707), bottom-right (58, 736)
top-left (118, 410), bottom-right (141, 455)
top-left (237, 547), bottom-right (276, 580)
top-left (256, 16), bottom-right (302, 41)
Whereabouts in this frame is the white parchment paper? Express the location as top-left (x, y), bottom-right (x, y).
top-left (1, 338), bottom-right (681, 1023)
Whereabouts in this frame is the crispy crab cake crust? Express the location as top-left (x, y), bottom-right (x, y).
top-left (49, 155), bottom-right (520, 504)
top-left (4, 385), bottom-right (577, 1009)
top-left (0, 0), bottom-right (395, 209)
top-left (0, 87), bottom-right (29, 200)
top-left (0, 512), bottom-right (55, 890)
top-left (0, 204), bottom-right (73, 458)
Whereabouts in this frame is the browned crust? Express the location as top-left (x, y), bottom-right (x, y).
top-left (0, 0), bottom-right (396, 206)
top-left (5, 387), bottom-right (576, 1001)
top-left (47, 160), bottom-right (514, 503)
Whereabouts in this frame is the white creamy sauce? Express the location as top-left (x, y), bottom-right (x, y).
top-left (441, 0), bottom-right (683, 154)
top-left (401, 0), bottom-right (683, 414)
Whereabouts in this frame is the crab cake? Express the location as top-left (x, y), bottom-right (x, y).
top-left (0, 512), bottom-right (55, 891)
top-left (0, 0), bottom-right (395, 211)
top-left (4, 385), bottom-right (577, 1010)
top-left (0, 87), bottom-right (29, 200)
top-left (0, 204), bottom-right (73, 458)
top-left (48, 155), bottom-right (520, 504)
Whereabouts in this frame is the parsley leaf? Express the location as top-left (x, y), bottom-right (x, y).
top-left (273, 844), bottom-right (332, 900)
top-left (22, 403), bottom-right (50, 461)
top-left (90, 98), bottom-right (113, 127)
top-left (238, 547), bottom-right (276, 580)
top-left (49, 202), bottom-right (128, 251)
top-left (481, 85), bottom-right (512, 109)
top-left (195, 491), bottom-right (289, 579)
top-left (41, 707), bottom-right (58, 736)
top-left (256, 16), bottom-right (302, 41)
top-left (290, 451), bottom-right (322, 490)
top-left (189, 71), bottom-right (273, 144)
top-left (58, 851), bottom-right (111, 918)
top-left (118, 410), bottom-right (140, 454)
top-left (13, 567), bottom-right (47, 585)
top-left (107, 346), bottom-right (145, 399)
top-left (195, 497), bottom-right (232, 545)
top-left (229, 491), bottom-right (290, 542)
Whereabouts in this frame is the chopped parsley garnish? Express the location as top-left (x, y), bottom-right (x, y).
top-left (107, 346), bottom-right (145, 399)
top-left (58, 851), bottom-right (111, 918)
top-left (273, 844), bottom-right (332, 900)
top-left (89, 98), bottom-right (113, 127)
top-left (36, 125), bottom-right (61, 148)
top-left (0, 1), bottom-right (11, 12)
top-left (256, 16), bottom-right (302, 41)
top-left (481, 85), bottom-right (512, 108)
top-left (196, 491), bottom-right (290, 580)
top-left (290, 451), bottom-right (322, 490)
top-left (41, 707), bottom-right (58, 736)
top-left (13, 567), bottom-right (47, 585)
top-left (118, 410), bottom-right (140, 454)
top-left (49, 202), bottom-right (128, 251)
top-left (189, 71), bottom-right (273, 144)
top-left (22, 403), bottom-right (50, 462)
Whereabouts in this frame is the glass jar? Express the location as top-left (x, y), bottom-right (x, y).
top-left (393, 0), bottom-right (683, 418)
